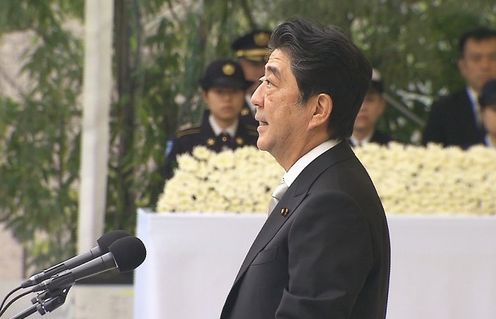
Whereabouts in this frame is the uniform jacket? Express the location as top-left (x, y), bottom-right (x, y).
top-left (422, 89), bottom-right (486, 148)
top-left (221, 141), bottom-right (390, 319)
top-left (164, 115), bottom-right (258, 180)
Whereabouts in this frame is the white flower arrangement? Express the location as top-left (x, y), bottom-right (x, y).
top-left (354, 142), bottom-right (496, 215)
top-left (157, 143), bottom-right (496, 215)
top-left (157, 146), bottom-right (284, 213)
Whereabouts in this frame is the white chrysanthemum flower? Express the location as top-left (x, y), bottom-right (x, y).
top-left (192, 146), bottom-right (212, 161)
top-left (157, 144), bottom-right (496, 215)
top-left (354, 142), bottom-right (496, 215)
top-left (176, 153), bottom-right (199, 172)
top-left (157, 146), bottom-right (283, 213)
top-left (212, 150), bottom-right (235, 171)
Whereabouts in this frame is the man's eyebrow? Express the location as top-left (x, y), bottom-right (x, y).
top-left (266, 65), bottom-right (281, 80)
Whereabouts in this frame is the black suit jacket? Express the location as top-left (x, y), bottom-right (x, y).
top-left (422, 89), bottom-right (485, 148)
top-left (221, 141), bottom-right (390, 319)
top-left (370, 130), bottom-right (393, 145)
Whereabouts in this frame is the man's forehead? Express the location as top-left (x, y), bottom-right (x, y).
top-left (464, 38), bottom-right (496, 51)
top-left (265, 49), bottom-right (289, 78)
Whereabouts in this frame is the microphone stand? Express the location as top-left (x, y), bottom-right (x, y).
top-left (11, 285), bottom-right (72, 319)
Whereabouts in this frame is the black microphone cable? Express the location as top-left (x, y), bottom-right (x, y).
top-left (0, 286), bottom-right (21, 314)
top-left (10, 285), bottom-right (72, 319)
top-left (0, 289), bottom-right (33, 317)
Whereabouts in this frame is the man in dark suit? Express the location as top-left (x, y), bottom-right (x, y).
top-left (422, 27), bottom-right (496, 148)
top-left (350, 69), bottom-right (393, 146)
top-left (221, 18), bottom-right (390, 319)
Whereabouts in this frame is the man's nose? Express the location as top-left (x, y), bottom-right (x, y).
top-left (251, 84), bottom-right (264, 109)
top-left (222, 92), bottom-right (233, 100)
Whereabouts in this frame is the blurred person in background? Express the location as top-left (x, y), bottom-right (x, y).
top-left (350, 69), bottom-right (392, 146)
top-left (231, 30), bottom-right (272, 125)
top-left (423, 27), bottom-right (496, 148)
top-left (479, 78), bottom-right (496, 148)
top-left (164, 58), bottom-right (258, 179)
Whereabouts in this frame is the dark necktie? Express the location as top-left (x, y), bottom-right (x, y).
top-left (218, 132), bottom-right (233, 150)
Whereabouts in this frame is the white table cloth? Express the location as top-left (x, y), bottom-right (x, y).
top-left (134, 209), bottom-right (496, 319)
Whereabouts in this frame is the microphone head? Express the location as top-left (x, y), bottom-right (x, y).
top-left (109, 236), bottom-right (147, 272)
top-left (97, 230), bottom-right (131, 253)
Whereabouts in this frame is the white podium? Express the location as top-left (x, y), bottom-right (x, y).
top-left (134, 210), bottom-right (496, 319)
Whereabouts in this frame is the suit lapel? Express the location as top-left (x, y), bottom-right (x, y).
top-left (457, 90), bottom-right (486, 138)
top-left (233, 141), bottom-right (355, 283)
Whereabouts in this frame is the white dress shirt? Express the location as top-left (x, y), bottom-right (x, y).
top-left (209, 114), bottom-right (238, 137)
top-left (283, 139), bottom-right (340, 187)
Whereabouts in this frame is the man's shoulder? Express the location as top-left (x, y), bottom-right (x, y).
top-left (432, 89), bottom-right (470, 110)
top-left (173, 125), bottom-right (209, 151)
top-left (175, 124), bottom-right (202, 139)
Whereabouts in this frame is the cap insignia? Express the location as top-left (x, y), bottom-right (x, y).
top-left (254, 32), bottom-right (270, 46)
top-left (222, 63), bottom-right (235, 76)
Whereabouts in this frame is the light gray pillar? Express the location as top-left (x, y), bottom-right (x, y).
top-left (78, 0), bottom-right (114, 253)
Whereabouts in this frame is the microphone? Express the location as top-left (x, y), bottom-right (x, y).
top-left (21, 230), bottom-right (130, 288)
top-left (32, 236), bottom-right (146, 292)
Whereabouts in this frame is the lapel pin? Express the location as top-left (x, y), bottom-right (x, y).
top-left (280, 208), bottom-right (289, 217)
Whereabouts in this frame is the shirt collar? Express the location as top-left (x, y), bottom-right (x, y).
top-left (466, 86), bottom-right (483, 126)
top-left (466, 86), bottom-right (480, 109)
top-left (283, 139), bottom-right (340, 187)
top-left (486, 134), bottom-right (496, 148)
top-left (350, 133), bottom-right (372, 146)
top-left (209, 114), bottom-right (238, 137)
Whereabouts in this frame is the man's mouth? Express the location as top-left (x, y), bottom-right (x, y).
top-left (259, 121), bottom-right (268, 126)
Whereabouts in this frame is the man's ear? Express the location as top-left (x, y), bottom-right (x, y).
top-left (308, 93), bottom-right (332, 130)
top-left (201, 90), bottom-right (209, 106)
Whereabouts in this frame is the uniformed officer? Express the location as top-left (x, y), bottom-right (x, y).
top-left (164, 58), bottom-right (259, 179)
top-left (231, 29), bottom-right (272, 126)
top-left (350, 69), bottom-right (393, 146)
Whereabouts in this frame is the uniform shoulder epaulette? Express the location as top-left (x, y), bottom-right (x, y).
top-left (176, 126), bottom-right (201, 138)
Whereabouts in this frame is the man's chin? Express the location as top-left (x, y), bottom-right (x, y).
top-left (354, 122), bottom-right (369, 130)
top-left (216, 114), bottom-right (237, 122)
top-left (256, 139), bottom-right (268, 151)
